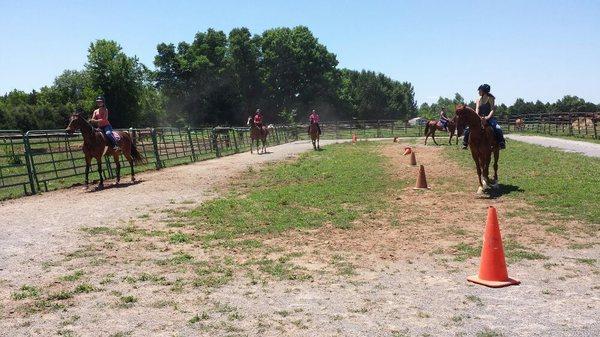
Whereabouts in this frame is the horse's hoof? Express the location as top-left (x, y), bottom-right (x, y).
top-left (96, 185), bottom-right (104, 191)
top-left (477, 186), bottom-right (484, 195)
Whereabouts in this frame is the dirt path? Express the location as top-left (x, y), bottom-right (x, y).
top-left (506, 134), bottom-right (600, 157)
top-left (0, 140), bottom-right (345, 282)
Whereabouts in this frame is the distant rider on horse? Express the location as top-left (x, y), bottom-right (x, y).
top-left (462, 84), bottom-right (506, 150)
top-left (91, 96), bottom-right (120, 151)
top-left (308, 109), bottom-right (322, 135)
top-left (439, 107), bottom-right (450, 131)
top-left (253, 109), bottom-right (264, 129)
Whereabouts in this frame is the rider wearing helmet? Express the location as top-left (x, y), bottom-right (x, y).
top-left (462, 84), bottom-right (506, 149)
top-left (253, 109), bottom-right (264, 128)
top-left (91, 96), bottom-right (120, 151)
top-left (308, 109), bottom-right (322, 135)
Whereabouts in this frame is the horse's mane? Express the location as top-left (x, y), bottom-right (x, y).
top-left (73, 113), bottom-right (95, 134)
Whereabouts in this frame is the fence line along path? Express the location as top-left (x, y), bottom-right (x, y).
top-left (0, 120), bottom-right (424, 200)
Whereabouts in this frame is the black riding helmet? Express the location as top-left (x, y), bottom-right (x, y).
top-left (478, 84), bottom-right (491, 94)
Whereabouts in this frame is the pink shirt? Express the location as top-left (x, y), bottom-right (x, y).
top-left (254, 114), bottom-right (263, 124)
top-left (92, 108), bottom-right (110, 127)
top-left (309, 113), bottom-right (320, 123)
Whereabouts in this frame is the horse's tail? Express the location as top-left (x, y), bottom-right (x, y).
top-left (424, 122), bottom-right (430, 136)
top-left (128, 133), bottom-right (146, 164)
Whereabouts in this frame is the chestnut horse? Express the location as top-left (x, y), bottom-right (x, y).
top-left (247, 117), bottom-right (269, 154)
top-left (65, 113), bottom-right (145, 190)
top-left (455, 105), bottom-right (499, 194)
top-left (308, 123), bottom-right (320, 150)
top-left (515, 118), bottom-right (525, 131)
top-left (424, 116), bottom-right (459, 145)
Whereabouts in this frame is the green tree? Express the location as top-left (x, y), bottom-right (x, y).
top-left (86, 39), bottom-right (145, 127)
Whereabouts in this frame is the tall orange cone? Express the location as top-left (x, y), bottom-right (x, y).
top-left (409, 152), bottom-right (417, 166)
top-left (413, 165), bottom-right (430, 189)
top-left (403, 147), bottom-right (412, 156)
top-left (352, 133), bottom-right (357, 143)
top-left (467, 206), bottom-right (520, 288)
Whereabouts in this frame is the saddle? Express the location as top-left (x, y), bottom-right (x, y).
top-left (95, 128), bottom-right (121, 142)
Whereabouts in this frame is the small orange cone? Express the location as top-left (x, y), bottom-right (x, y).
top-left (467, 206), bottom-right (520, 288)
top-left (352, 133), bottom-right (357, 143)
top-left (403, 147), bottom-right (412, 156)
top-left (413, 165), bottom-right (430, 189)
top-left (409, 152), bottom-right (417, 166)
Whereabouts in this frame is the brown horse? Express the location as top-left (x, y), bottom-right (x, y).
top-left (65, 113), bottom-right (145, 190)
top-left (424, 116), bottom-right (458, 145)
top-left (247, 117), bottom-right (269, 154)
top-left (515, 118), bottom-right (525, 131)
top-left (455, 105), bottom-right (499, 195)
top-left (308, 123), bottom-right (320, 150)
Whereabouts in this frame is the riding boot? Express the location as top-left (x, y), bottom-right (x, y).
top-left (496, 128), bottom-right (506, 149)
top-left (107, 133), bottom-right (120, 151)
top-left (462, 128), bottom-right (469, 149)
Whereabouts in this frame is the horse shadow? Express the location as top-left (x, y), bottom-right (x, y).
top-left (85, 179), bottom-right (144, 193)
top-left (258, 151), bottom-right (273, 155)
top-left (483, 183), bottom-right (523, 199)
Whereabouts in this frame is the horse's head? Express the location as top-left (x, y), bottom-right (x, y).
top-left (65, 112), bottom-right (84, 134)
top-left (454, 104), bottom-right (468, 132)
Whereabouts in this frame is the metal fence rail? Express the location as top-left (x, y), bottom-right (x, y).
top-left (0, 120), bottom-right (426, 200)
top-left (0, 125), bottom-right (298, 200)
top-left (504, 112), bottom-right (599, 140)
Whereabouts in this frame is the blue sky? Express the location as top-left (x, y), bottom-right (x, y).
top-left (1, 0), bottom-right (599, 105)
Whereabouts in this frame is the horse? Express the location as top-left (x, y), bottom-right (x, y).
top-left (308, 123), bottom-right (320, 150)
top-left (65, 113), bottom-right (145, 190)
top-left (515, 118), bottom-right (525, 131)
top-left (424, 116), bottom-right (458, 145)
top-left (454, 104), bottom-right (500, 195)
top-left (247, 117), bottom-right (269, 154)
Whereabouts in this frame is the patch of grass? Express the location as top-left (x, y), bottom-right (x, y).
top-left (331, 255), bottom-right (357, 276)
top-left (74, 283), bottom-right (96, 293)
top-left (575, 258), bottom-right (596, 266)
top-left (184, 142), bottom-right (400, 241)
top-left (119, 295), bottom-right (138, 307)
top-left (12, 285), bottom-right (40, 300)
top-left (193, 261), bottom-right (234, 288)
top-left (81, 226), bottom-right (117, 235)
top-left (545, 225), bottom-right (567, 234)
top-left (568, 242), bottom-right (597, 250)
top-left (60, 270), bottom-right (85, 282)
top-left (504, 240), bottom-right (547, 263)
top-left (465, 295), bottom-right (483, 306)
top-left (47, 291), bottom-right (73, 301)
top-left (169, 232), bottom-right (192, 244)
top-left (248, 258), bottom-right (312, 281)
top-left (476, 328), bottom-right (504, 337)
top-left (452, 243), bottom-right (481, 261)
top-left (447, 140), bottom-right (600, 226)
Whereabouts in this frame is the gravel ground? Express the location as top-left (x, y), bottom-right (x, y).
top-left (0, 139), bottom-right (598, 337)
top-left (505, 134), bottom-right (600, 158)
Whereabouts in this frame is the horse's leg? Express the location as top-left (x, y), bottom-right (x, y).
top-left (317, 135), bottom-right (320, 150)
top-left (432, 130), bottom-right (438, 145)
top-left (112, 153), bottom-right (121, 184)
top-left (424, 130), bottom-right (429, 145)
top-left (449, 130), bottom-right (453, 145)
top-left (96, 156), bottom-right (104, 190)
top-left (471, 149), bottom-right (484, 194)
top-left (84, 154), bottom-right (91, 189)
top-left (124, 150), bottom-right (135, 182)
top-left (493, 148), bottom-right (499, 186)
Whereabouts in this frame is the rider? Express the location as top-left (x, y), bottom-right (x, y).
top-left (91, 96), bottom-right (120, 151)
top-left (462, 84), bottom-right (506, 150)
top-left (253, 108), bottom-right (264, 128)
top-left (308, 109), bottom-right (322, 135)
top-left (439, 107), bottom-right (450, 131)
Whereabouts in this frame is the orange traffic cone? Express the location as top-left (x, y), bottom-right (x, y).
top-left (409, 152), bottom-right (417, 166)
top-left (352, 133), bottom-right (357, 144)
top-left (413, 165), bottom-right (430, 189)
top-left (467, 206), bottom-right (520, 288)
top-left (403, 147), bottom-right (412, 156)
